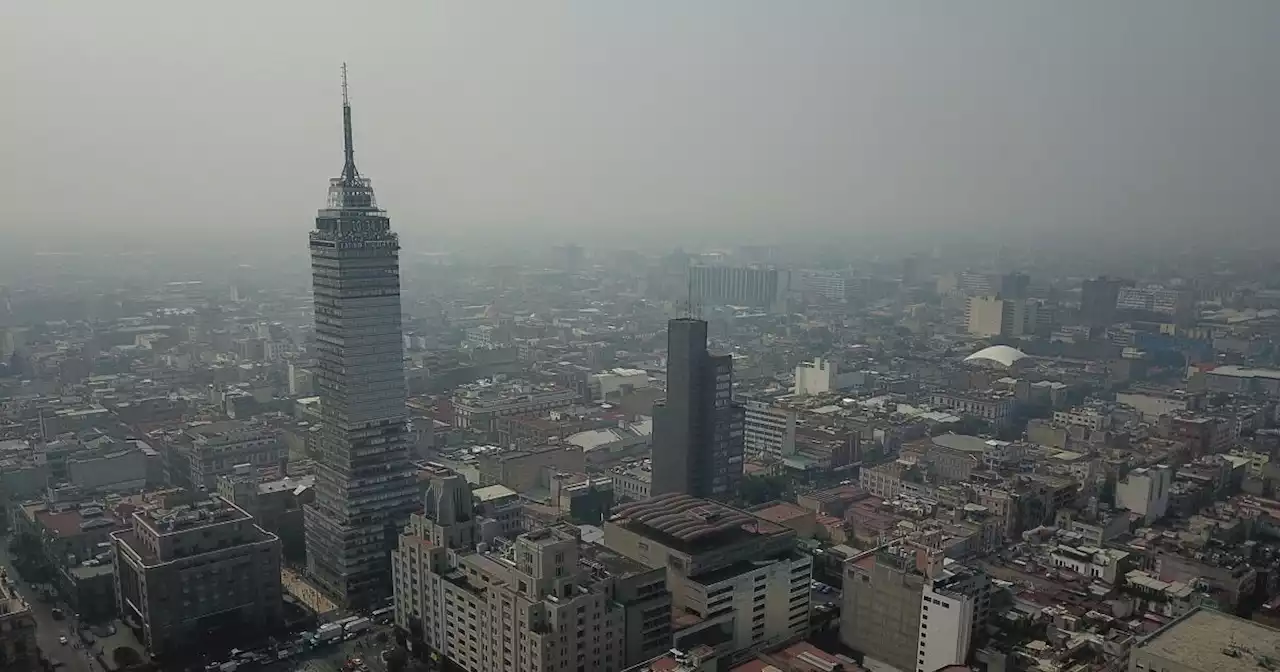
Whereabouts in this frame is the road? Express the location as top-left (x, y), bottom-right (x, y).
top-left (0, 540), bottom-right (95, 672)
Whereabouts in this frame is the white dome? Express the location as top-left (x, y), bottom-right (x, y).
top-left (964, 345), bottom-right (1027, 368)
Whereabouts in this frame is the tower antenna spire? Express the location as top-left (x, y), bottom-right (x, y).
top-left (341, 62), bottom-right (349, 107)
top-left (340, 62), bottom-right (359, 181)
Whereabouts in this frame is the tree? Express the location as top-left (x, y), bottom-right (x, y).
top-left (385, 647), bottom-right (410, 672)
top-left (739, 474), bottom-right (789, 506)
top-left (112, 646), bottom-right (143, 669)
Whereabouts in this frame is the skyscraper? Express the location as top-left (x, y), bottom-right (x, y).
top-left (1080, 276), bottom-right (1126, 327)
top-left (650, 318), bottom-right (745, 498)
top-left (303, 67), bottom-right (419, 609)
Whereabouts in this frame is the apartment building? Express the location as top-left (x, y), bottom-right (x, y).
top-left (392, 469), bottom-right (671, 672)
top-left (111, 496), bottom-right (282, 657)
top-left (605, 494), bottom-right (812, 665)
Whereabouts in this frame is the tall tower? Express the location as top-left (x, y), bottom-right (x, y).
top-left (650, 318), bottom-right (744, 498)
top-left (303, 65), bottom-right (419, 609)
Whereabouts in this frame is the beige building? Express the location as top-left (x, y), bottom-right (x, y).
top-left (966, 296), bottom-right (1026, 338)
top-left (393, 469), bottom-right (671, 672)
top-left (0, 580), bottom-right (37, 672)
top-left (111, 495), bottom-right (283, 657)
top-left (841, 545), bottom-right (991, 672)
top-left (184, 420), bottom-right (286, 489)
top-left (1129, 608), bottom-right (1280, 672)
top-left (604, 494), bottom-right (812, 665)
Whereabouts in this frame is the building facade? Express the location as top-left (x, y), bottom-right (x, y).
top-left (111, 496), bottom-right (282, 657)
top-left (605, 494), bottom-right (812, 664)
top-left (393, 469), bottom-right (671, 672)
top-left (742, 400), bottom-right (797, 460)
top-left (185, 421), bottom-right (286, 490)
top-left (303, 75), bottom-right (420, 609)
top-left (650, 318), bottom-right (745, 499)
top-left (688, 265), bottom-right (790, 311)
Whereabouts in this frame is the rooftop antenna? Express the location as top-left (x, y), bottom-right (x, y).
top-left (683, 272), bottom-right (702, 320)
top-left (340, 62), bottom-right (359, 181)
top-left (341, 62), bottom-right (349, 107)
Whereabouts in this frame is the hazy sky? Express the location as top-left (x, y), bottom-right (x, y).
top-left (5, 1), bottom-right (1279, 252)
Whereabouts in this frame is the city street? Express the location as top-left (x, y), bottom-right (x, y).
top-left (0, 538), bottom-right (94, 672)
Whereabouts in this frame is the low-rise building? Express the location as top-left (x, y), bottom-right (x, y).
top-left (452, 381), bottom-right (578, 436)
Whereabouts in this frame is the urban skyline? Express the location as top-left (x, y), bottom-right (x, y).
top-left (2, 5), bottom-right (1280, 672)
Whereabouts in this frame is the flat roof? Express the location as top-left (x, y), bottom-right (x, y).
top-left (1136, 608), bottom-right (1280, 672)
top-left (474, 484), bottom-right (518, 502)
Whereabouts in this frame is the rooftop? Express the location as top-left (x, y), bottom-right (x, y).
top-left (1135, 608), bottom-right (1280, 672)
top-left (474, 484), bottom-right (519, 503)
top-left (964, 345), bottom-right (1028, 368)
top-left (611, 493), bottom-right (785, 549)
top-left (138, 496), bottom-right (250, 534)
top-left (752, 501), bottom-right (812, 524)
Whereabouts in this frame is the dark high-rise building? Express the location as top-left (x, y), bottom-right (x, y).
top-left (650, 318), bottom-right (744, 499)
top-left (997, 272), bottom-right (1031, 301)
top-left (303, 68), bottom-right (419, 609)
top-left (1080, 276), bottom-right (1127, 327)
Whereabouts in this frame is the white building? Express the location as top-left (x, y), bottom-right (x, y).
top-left (1049, 544), bottom-right (1130, 584)
top-left (742, 401), bottom-right (797, 459)
top-left (1052, 407), bottom-right (1111, 431)
top-left (589, 368), bottom-right (651, 401)
top-left (917, 570), bottom-right (984, 672)
top-left (800, 270), bottom-right (848, 301)
top-left (1116, 465), bottom-right (1172, 523)
top-left (795, 358), bottom-right (838, 396)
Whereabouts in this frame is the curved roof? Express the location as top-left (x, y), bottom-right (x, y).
top-left (964, 345), bottom-right (1027, 368)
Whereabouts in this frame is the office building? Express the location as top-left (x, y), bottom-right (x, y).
top-left (1080, 276), bottom-right (1126, 327)
top-left (112, 496), bottom-right (282, 657)
top-left (0, 581), bottom-right (37, 671)
top-left (1116, 286), bottom-right (1195, 322)
top-left (184, 420), bottom-right (286, 490)
top-left (303, 70), bottom-right (420, 609)
top-left (966, 296), bottom-right (1027, 338)
top-left (650, 318), bottom-right (745, 499)
top-left (997, 272), bottom-right (1030, 301)
top-left (688, 265), bottom-right (790, 311)
top-left (1129, 608), bottom-right (1280, 672)
top-left (799, 270), bottom-right (848, 301)
top-left (393, 469), bottom-right (671, 671)
top-left (605, 494), bottom-right (812, 664)
top-left (841, 545), bottom-right (990, 672)
top-left (742, 400), bottom-right (797, 460)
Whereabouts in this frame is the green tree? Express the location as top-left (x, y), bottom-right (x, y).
top-left (739, 474), bottom-right (790, 505)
